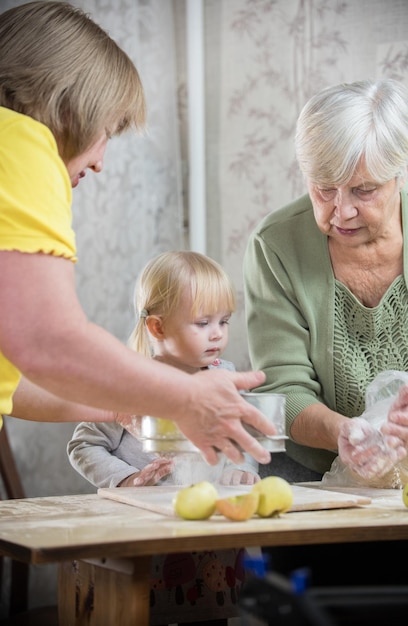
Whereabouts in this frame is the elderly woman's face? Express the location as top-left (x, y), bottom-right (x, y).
top-left (307, 161), bottom-right (406, 246)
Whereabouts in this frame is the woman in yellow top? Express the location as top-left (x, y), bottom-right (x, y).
top-left (0, 1), bottom-right (274, 467)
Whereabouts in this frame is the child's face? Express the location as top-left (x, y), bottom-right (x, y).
top-left (156, 307), bottom-right (232, 373)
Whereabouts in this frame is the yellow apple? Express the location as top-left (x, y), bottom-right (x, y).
top-left (402, 483), bottom-right (408, 507)
top-left (215, 492), bottom-right (260, 521)
top-left (252, 476), bottom-right (293, 517)
top-left (173, 481), bottom-right (218, 520)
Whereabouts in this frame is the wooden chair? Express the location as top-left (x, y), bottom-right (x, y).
top-left (0, 418), bottom-right (59, 625)
top-left (0, 419), bottom-right (29, 616)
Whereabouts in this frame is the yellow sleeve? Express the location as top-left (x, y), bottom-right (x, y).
top-left (0, 108), bottom-right (77, 416)
top-left (0, 107), bottom-right (77, 261)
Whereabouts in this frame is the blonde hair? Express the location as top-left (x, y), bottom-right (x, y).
top-left (295, 79), bottom-right (408, 186)
top-left (129, 251), bottom-right (236, 357)
top-left (0, 1), bottom-right (146, 160)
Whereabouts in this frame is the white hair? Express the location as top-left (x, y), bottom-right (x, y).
top-left (295, 79), bottom-right (408, 186)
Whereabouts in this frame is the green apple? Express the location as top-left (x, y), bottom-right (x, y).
top-left (402, 483), bottom-right (408, 507)
top-left (173, 481), bottom-right (218, 520)
top-left (252, 476), bottom-right (293, 517)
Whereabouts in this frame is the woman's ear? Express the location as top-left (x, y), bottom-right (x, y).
top-left (145, 315), bottom-right (165, 339)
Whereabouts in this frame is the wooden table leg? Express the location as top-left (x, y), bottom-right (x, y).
top-left (58, 556), bottom-right (152, 626)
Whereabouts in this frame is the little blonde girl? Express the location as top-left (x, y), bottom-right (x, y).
top-left (68, 250), bottom-right (259, 626)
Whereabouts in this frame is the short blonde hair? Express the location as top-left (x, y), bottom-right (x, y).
top-left (130, 251), bottom-right (236, 357)
top-left (295, 79), bottom-right (408, 186)
top-left (0, 1), bottom-right (146, 160)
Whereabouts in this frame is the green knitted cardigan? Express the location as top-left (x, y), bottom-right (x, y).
top-left (244, 187), bottom-right (408, 474)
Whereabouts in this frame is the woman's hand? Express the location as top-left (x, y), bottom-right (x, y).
top-left (118, 457), bottom-right (173, 487)
top-left (173, 369), bottom-right (274, 466)
top-left (382, 384), bottom-right (408, 447)
top-left (338, 417), bottom-right (406, 480)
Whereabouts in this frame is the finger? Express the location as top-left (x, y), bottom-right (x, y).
top-left (382, 434), bottom-right (407, 450)
top-left (396, 446), bottom-right (408, 461)
top-left (133, 473), bottom-right (153, 486)
top-left (243, 472), bottom-right (258, 485)
top-left (219, 441), bottom-right (245, 464)
top-left (232, 369), bottom-right (266, 391)
top-left (156, 464), bottom-right (172, 481)
top-left (134, 467), bottom-right (169, 487)
top-left (229, 471), bottom-right (242, 486)
top-left (386, 410), bottom-right (408, 429)
top-left (133, 476), bottom-right (148, 486)
top-left (220, 471), bottom-right (235, 486)
top-left (243, 440), bottom-right (271, 464)
top-left (382, 422), bottom-right (408, 446)
top-left (236, 471), bottom-right (254, 485)
top-left (198, 420), bottom-right (272, 465)
top-left (391, 385), bottom-right (408, 411)
top-left (200, 432), bottom-right (270, 465)
top-left (199, 445), bottom-right (222, 466)
top-left (151, 458), bottom-right (172, 470)
top-left (239, 400), bottom-right (277, 436)
top-left (135, 463), bottom-right (165, 485)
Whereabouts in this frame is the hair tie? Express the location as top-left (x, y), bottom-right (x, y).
top-left (139, 308), bottom-right (149, 318)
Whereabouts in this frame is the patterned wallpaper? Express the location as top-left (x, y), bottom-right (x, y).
top-left (209, 0), bottom-right (408, 369)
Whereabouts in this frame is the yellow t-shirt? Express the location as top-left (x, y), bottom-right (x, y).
top-left (0, 107), bottom-right (76, 417)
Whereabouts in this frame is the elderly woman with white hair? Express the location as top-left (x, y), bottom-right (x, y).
top-left (244, 78), bottom-right (408, 485)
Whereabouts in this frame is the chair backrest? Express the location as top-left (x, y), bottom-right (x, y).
top-left (0, 419), bottom-right (25, 499)
top-left (0, 418), bottom-right (29, 615)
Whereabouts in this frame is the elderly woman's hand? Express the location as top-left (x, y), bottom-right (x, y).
top-left (381, 384), bottom-right (408, 447)
top-left (338, 417), bottom-right (406, 480)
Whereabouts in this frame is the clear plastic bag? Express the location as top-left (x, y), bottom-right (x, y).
top-left (322, 370), bottom-right (408, 489)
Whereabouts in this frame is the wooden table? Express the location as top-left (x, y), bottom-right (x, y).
top-left (0, 486), bottom-right (408, 625)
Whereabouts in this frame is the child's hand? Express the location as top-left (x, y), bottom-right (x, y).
top-left (119, 457), bottom-right (173, 487)
top-left (219, 468), bottom-right (260, 486)
top-left (115, 413), bottom-right (142, 438)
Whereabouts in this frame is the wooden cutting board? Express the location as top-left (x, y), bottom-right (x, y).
top-left (97, 484), bottom-right (371, 517)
